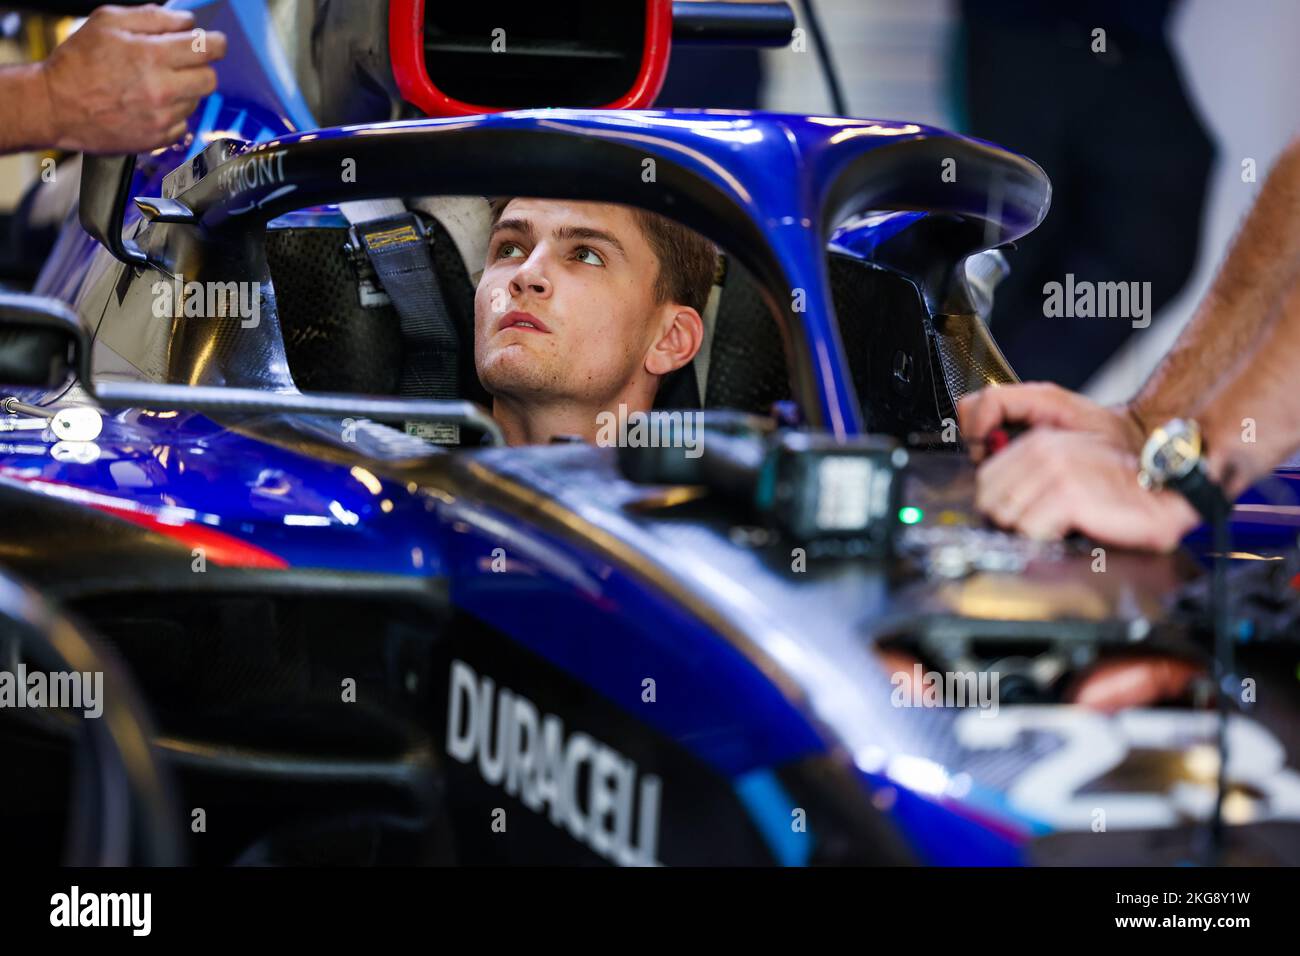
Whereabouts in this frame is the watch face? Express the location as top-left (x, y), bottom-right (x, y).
top-left (1144, 420), bottom-right (1201, 483)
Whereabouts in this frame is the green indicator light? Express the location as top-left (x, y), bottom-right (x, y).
top-left (898, 506), bottom-right (924, 525)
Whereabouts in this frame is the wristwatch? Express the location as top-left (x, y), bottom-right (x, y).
top-left (1137, 418), bottom-right (1230, 523)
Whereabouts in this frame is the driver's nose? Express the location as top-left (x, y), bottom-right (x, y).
top-left (509, 250), bottom-right (552, 300)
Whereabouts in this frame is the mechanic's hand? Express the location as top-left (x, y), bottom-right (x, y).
top-left (958, 382), bottom-right (1145, 463)
top-left (37, 4), bottom-right (226, 154)
top-left (1066, 656), bottom-right (1204, 713)
top-left (879, 649), bottom-right (1205, 713)
top-left (974, 427), bottom-right (1199, 551)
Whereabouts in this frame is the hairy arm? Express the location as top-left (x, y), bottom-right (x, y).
top-left (0, 5), bottom-right (224, 157)
top-left (965, 138), bottom-right (1300, 462)
top-left (1198, 274), bottom-right (1300, 495)
top-left (1131, 136), bottom-right (1300, 431)
top-left (0, 65), bottom-right (56, 154)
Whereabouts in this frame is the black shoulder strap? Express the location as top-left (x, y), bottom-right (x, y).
top-left (353, 212), bottom-right (460, 399)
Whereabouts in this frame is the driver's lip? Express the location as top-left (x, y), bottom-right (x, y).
top-left (496, 310), bottom-right (551, 334)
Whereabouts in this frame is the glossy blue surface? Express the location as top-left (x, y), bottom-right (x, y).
top-left (0, 410), bottom-right (430, 572)
top-left (12, 0), bottom-right (1293, 866)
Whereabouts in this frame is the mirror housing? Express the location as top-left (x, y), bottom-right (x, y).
top-left (78, 154), bottom-right (148, 267)
top-left (0, 292), bottom-right (90, 389)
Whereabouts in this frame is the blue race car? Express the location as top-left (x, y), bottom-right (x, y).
top-left (2, 0), bottom-right (1299, 867)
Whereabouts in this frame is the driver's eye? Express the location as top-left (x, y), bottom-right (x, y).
top-left (574, 246), bottom-right (605, 266)
top-left (497, 242), bottom-right (525, 259)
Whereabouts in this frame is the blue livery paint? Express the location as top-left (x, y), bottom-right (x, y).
top-left (8, 0), bottom-right (1295, 866)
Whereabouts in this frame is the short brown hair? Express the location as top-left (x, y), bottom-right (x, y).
top-left (488, 197), bottom-right (717, 315)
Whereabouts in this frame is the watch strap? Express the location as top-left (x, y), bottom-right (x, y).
top-left (1171, 459), bottom-right (1230, 524)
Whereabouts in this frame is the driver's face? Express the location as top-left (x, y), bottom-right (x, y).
top-left (474, 199), bottom-right (664, 406)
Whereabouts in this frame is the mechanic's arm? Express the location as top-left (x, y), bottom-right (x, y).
top-left (1132, 135), bottom-right (1300, 430)
top-left (1197, 274), bottom-right (1300, 497)
top-left (0, 4), bottom-right (225, 156)
top-left (961, 277), bottom-right (1300, 707)
top-left (965, 268), bottom-right (1300, 550)
top-left (959, 135), bottom-right (1300, 455)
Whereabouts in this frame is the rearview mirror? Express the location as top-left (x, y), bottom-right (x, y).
top-left (0, 292), bottom-right (90, 389)
top-left (78, 153), bottom-right (148, 267)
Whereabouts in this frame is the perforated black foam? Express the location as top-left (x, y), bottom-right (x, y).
top-left (266, 218), bottom-right (491, 407)
top-left (267, 226), bottom-right (400, 395)
top-left (704, 259), bottom-right (791, 414)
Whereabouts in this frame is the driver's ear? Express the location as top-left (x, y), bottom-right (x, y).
top-left (645, 305), bottom-right (703, 376)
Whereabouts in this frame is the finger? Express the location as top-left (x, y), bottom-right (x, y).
top-left (1014, 484), bottom-right (1074, 541)
top-left (157, 120), bottom-right (189, 147)
top-left (956, 390), bottom-right (981, 435)
top-left (128, 122), bottom-right (186, 154)
top-left (1070, 658), bottom-right (1203, 712)
top-left (957, 387), bottom-right (996, 444)
top-left (959, 384), bottom-right (1033, 465)
top-left (956, 391), bottom-right (988, 461)
top-left (966, 382), bottom-right (1080, 442)
top-left (975, 430), bottom-right (1064, 523)
top-left (104, 3), bottom-right (195, 35)
top-left (978, 445), bottom-right (1066, 534)
top-left (160, 98), bottom-right (200, 129)
top-left (982, 469), bottom-right (1054, 533)
top-left (1073, 661), bottom-right (1164, 712)
top-left (960, 383), bottom-right (1019, 440)
top-left (145, 32), bottom-right (225, 68)
top-left (162, 65), bottom-right (218, 102)
top-left (973, 439), bottom-right (1023, 517)
top-left (200, 29), bottom-right (227, 62)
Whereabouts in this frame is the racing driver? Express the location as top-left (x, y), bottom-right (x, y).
top-left (473, 197), bottom-right (715, 446)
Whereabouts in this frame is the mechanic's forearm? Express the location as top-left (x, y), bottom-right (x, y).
top-left (1130, 137), bottom-right (1300, 429)
top-left (1199, 276), bottom-right (1300, 498)
top-left (0, 64), bottom-right (54, 154)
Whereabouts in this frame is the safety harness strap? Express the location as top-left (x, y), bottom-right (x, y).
top-left (352, 211), bottom-right (460, 399)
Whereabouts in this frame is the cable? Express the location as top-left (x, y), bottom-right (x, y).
top-left (798, 0), bottom-right (848, 116)
top-left (32, 298), bottom-right (109, 409)
top-left (1199, 472), bottom-right (1299, 862)
top-left (1205, 498), bottom-right (1234, 864)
